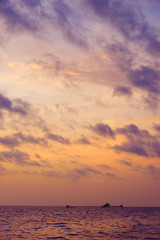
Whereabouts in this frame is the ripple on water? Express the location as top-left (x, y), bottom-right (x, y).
top-left (0, 206), bottom-right (160, 240)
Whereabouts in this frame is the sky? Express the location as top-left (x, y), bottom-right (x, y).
top-left (0, 0), bottom-right (160, 207)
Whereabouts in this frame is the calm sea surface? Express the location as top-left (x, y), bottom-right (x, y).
top-left (0, 206), bottom-right (160, 239)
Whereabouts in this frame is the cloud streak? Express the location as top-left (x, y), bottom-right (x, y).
top-left (47, 133), bottom-right (70, 144)
top-left (0, 150), bottom-right (41, 166)
top-left (86, 0), bottom-right (160, 55)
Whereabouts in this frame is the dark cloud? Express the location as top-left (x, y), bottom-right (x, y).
top-left (0, 135), bottom-right (20, 147)
top-left (106, 42), bottom-right (160, 107)
top-left (0, 93), bottom-right (27, 115)
top-left (53, 0), bottom-right (88, 49)
top-left (86, 0), bottom-right (160, 55)
top-left (0, 150), bottom-right (42, 166)
top-left (0, 94), bottom-right (49, 133)
top-left (119, 159), bottom-right (133, 167)
top-left (114, 86), bottom-right (132, 96)
top-left (0, 150), bottom-right (27, 165)
top-left (75, 137), bottom-right (91, 145)
top-left (0, 0), bottom-right (88, 48)
top-left (22, 0), bottom-right (41, 7)
top-left (0, 0), bottom-right (38, 32)
top-left (14, 132), bottom-right (47, 145)
top-left (113, 124), bottom-right (160, 158)
top-left (129, 66), bottom-right (160, 94)
top-left (91, 123), bottom-right (115, 138)
top-left (116, 124), bottom-right (149, 137)
top-left (47, 133), bottom-right (70, 144)
top-left (153, 124), bottom-right (160, 133)
top-left (114, 143), bottom-right (148, 157)
top-left (0, 132), bottom-right (47, 148)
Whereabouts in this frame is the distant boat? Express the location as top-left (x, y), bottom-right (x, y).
top-left (112, 204), bottom-right (123, 208)
top-left (101, 203), bottom-right (124, 208)
top-left (65, 205), bottom-right (73, 208)
top-left (101, 203), bottom-right (111, 208)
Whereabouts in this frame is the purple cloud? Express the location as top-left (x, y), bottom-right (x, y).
top-left (129, 66), bottom-right (160, 94)
top-left (47, 133), bottom-right (70, 144)
top-left (116, 123), bottom-right (146, 137)
top-left (114, 143), bottom-right (148, 157)
top-left (86, 0), bottom-right (160, 55)
top-left (76, 137), bottom-right (91, 145)
top-left (119, 159), bottom-right (133, 167)
top-left (153, 124), bottom-right (160, 133)
top-left (0, 132), bottom-right (47, 148)
top-left (52, 0), bottom-right (88, 49)
top-left (22, 0), bottom-right (41, 8)
top-left (0, 0), bottom-right (38, 32)
top-left (113, 124), bottom-right (160, 158)
top-left (0, 150), bottom-right (42, 166)
top-left (106, 41), bottom-right (160, 106)
top-left (114, 86), bottom-right (132, 96)
top-left (147, 164), bottom-right (160, 176)
top-left (0, 93), bottom-right (28, 116)
top-left (14, 132), bottom-right (47, 145)
top-left (91, 123), bottom-right (115, 138)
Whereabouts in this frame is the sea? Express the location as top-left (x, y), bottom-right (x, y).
top-left (0, 206), bottom-right (160, 239)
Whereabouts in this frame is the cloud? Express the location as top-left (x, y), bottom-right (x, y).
top-left (91, 123), bottom-right (115, 138)
top-left (147, 164), bottom-right (160, 176)
top-left (0, 150), bottom-right (40, 166)
top-left (105, 172), bottom-right (121, 179)
top-left (22, 0), bottom-right (42, 8)
top-left (40, 163), bottom-right (120, 182)
top-left (105, 41), bottom-right (160, 107)
top-left (53, 0), bottom-right (88, 49)
top-left (0, 0), bottom-right (39, 32)
top-left (0, 0), bottom-right (88, 48)
top-left (0, 93), bottom-right (27, 116)
top-left (0, 93), bottom-right (50, 133)
top-left (97, 164), bottom-right (111, 169)
top-left (129, 66), bottom-right (160, 94)
top-left (113, 143), bottom-right (149, 157)
top-left (119, 159), bottom-right (133, 167)
top-left (153, 124), bottom-right (160, 133)
top-left (0, 132), bottom-right (47, 148)
top-left (113, 124), bottom-right (160, 158)
top-left (75, 137), bottom-right (91, 145)
top-left (86, 0), bottom-right (160, 56)
top-left (47, 133), bottom-right (70, 144)
top-left (116, 124), bottom-right (148, 137)
top-left (113, 86), bottom-right (132, 96)
top-left (14, 132), bottom-right (47, 145)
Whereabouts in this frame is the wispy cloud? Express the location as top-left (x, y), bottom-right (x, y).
top-left (86, 0), bottom-right (160, 56)
top-left (41, 163), bottom-right (120, 182)
top-left (0, 149), bottom-right (41, 166)
top-left (0, 132), bottom-right (47, 148)
top-left (47, 132), bottom-right (71, 145)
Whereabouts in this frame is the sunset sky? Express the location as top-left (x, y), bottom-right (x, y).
top-left (0, 0), bottom-right (160, 206)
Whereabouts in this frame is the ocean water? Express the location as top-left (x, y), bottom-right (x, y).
top-left (0, 206), bottom-right (160, 239)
